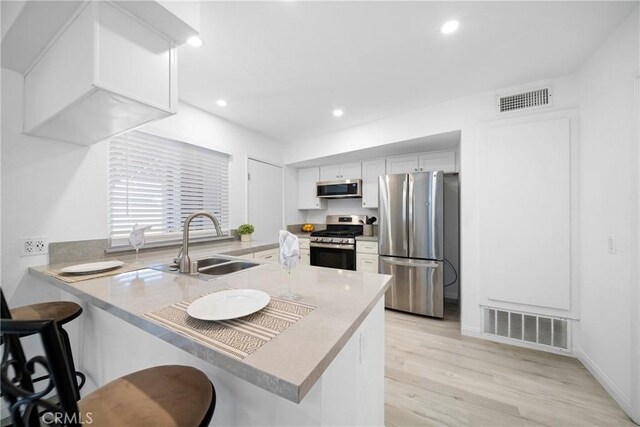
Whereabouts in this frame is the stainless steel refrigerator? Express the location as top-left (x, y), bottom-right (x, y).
top-left (378, 171), bottom-right (444, 318)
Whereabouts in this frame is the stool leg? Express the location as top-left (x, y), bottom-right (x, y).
top-left (57, 326), bottom-right (82, 400)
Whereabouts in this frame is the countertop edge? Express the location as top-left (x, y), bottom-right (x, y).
top-left (355, 235), bottom-right (379, 242)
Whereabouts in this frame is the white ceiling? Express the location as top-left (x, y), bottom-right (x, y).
top-left (177, 1), bottom-right (637, 143)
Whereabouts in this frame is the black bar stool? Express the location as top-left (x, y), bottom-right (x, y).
top-left (1, 291), bottom-right (86, 400)
top-left (1, 313), bottom-right (216, 427)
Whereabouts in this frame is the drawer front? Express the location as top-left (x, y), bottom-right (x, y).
top-left (254, 249), bottom-right (279, 262)
top-left (357, 254), bottom-right (379, 273)
top-left (357, 241), bottom-right (378, 254)
top-left (300, 248), bottom-right (310, 265)
top-left (298, 238), bottom-right (310, 250)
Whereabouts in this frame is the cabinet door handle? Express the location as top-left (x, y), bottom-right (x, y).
top-left (419, 168), bottom-right (423, 171)
top-left (414, 168), bottom-right (418, 172)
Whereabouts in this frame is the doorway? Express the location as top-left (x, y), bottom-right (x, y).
top-left (247, 158), bottom-right (283, 243)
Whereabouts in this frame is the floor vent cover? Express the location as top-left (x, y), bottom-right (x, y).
top-left (482, 307), bottom-right (569, 351)
top-left (498, 87), bottom-right (551, 112)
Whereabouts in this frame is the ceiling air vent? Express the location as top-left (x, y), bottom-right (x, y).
top-left (482, 307), bottom-right (569, 352)
top-left (498, 87), bottom-right (551, 113)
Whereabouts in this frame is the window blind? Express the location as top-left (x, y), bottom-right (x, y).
top-left (108, 130), bottom-right (229, 247)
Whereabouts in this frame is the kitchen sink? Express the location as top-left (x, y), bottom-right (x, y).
top-left (150, 257), bottom-right (259, 277)
top-left (196, 257), bottom-right (233, 269)
top-left (198, 261), bottom-right (259, 276)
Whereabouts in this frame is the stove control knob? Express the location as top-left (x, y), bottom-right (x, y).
top-left (341, 238), bottom-right (349, 244)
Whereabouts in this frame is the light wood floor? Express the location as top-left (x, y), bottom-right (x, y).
top-left (385, 304), bottom-right (636, 427)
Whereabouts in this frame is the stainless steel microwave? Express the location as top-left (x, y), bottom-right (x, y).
top-left (316, 179), bottom-right (362, 199)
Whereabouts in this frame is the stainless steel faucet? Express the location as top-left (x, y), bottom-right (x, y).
top-left (178, 211), bottom-right (223, 273)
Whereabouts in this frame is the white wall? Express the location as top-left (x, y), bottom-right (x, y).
top-left (1, 68), bottom-right (283, 305)
top-left (284, 74), bottom-right (581, 333)
top-left (574, 8), bottom-right (639, 422)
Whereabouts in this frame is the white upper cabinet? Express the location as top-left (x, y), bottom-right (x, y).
top-left (387, 151), bottom-right (457, 174)
top-left (319, 164), bottom-right (342, 181)
top-left (320, 162), bottom-right (362, 180)
top-left (419, 151), bottom-right (457, 173)
top-left (386, 155), bottom-right (419, 174)
top-left (21, 2), bottom-right (179, 145)
top-left (361, 159), bottom-right (386, 208)
top-left (298, 167), bottom-right (326, 210)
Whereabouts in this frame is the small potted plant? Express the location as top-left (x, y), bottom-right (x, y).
top-left (237, 224), bottom-right (255, 242)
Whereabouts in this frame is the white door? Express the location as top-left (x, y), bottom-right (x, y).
top-left (479, 116), bottom-right (573, 310)
top-left (248, 159), bottom-right (283, 243)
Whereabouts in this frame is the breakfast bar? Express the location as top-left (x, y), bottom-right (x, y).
top-left (29, 243), bottom-right (392, 426)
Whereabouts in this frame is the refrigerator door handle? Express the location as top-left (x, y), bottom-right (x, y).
top-left (380, 256), bottom-right (440, 269)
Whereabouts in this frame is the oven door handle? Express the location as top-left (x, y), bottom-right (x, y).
top-left (310, 242), bottom-right (355, 250)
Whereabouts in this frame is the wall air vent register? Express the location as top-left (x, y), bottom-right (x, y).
top-left (498, 87), bottom-right (552, 113)
top-left (482, 307), bottom-right (569, 352)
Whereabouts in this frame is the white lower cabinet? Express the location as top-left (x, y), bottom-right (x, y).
top-left (300, 249), bottom-right (310, 265)
top-left (299, 238), bottom-right (310, 265)
top-left (356, 253), bottom-right (378, 273)
top-left (356, 240), bottom-right (379, 273)
top-left (253, 249), bottom-right (279, 263)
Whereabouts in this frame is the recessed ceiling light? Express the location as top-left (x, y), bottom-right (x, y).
top-left (333, 109), bottom-right (344, 117)
top-left (216, 99), bottom-right (228, 107)
top-left (187, 36), bottom-right (204, 47)
top-left (440, 20), bottom-right (459, 35)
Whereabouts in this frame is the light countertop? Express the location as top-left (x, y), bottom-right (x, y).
top-left (30, 240), bottom-right (391, 403)
top-left (356, 235), bottom-right (379, 242)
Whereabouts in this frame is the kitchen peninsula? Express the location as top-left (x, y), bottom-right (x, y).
top-left (29, 241), bottom-right (392, 426)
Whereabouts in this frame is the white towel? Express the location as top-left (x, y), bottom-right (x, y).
top-left (129, 223), bottom-right (152, 247)
top-left (279, 230), bottom-right (300, 270)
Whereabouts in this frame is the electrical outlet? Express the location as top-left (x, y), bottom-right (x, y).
top-left (20, 237), bottom-right (48, 256)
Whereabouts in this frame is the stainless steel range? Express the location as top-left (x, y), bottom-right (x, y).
top-left (310, 215), bottom-right (365, 271)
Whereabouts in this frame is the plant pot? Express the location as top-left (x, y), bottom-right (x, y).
top-left (240, 234), bottom-right (252, 242)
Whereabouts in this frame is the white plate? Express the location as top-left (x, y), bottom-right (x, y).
top-left (187, 289), bottom-right (271, 321)
top-left (60, 260), bottom-right (124, 275)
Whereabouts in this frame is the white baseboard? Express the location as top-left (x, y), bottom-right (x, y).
top-left (460, 326), bottom-right (481, 336)
top-left (575, 347), bottom-right (637, 423)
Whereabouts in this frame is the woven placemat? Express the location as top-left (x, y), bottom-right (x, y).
top-left (143, 291), bottom-right (316, 360)
top-left (46, 262), bottom-right (143, 283)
